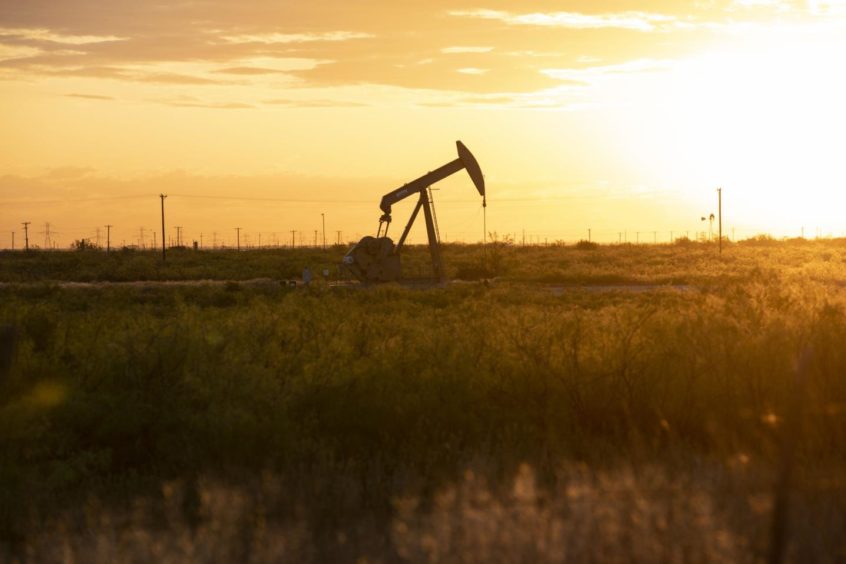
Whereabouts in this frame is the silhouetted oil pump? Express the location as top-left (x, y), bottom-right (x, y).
top-left (343, 141), bottom-right (485, 283)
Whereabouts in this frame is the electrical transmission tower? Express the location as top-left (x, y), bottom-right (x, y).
top-left (41, 222), bottom-right (54, 249)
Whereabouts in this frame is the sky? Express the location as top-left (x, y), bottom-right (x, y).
top-left (2, 0), bottom-right (846, 248)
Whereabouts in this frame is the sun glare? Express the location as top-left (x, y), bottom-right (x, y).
top-left (664, 29), bottom-right (846, 232)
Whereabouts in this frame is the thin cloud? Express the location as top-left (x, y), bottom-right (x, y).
top-left (263, 98), bottom-right (368, 107)
top-left (222, 31), bottom-right (373, 44)
top-left (0, 27), bottom-right (125, 45)
top-left (213, 66), bottom-right (289, 75)
top-left (542, 58), bottom-right (675, 82)
top-left (163, 101), bottom-right (254, 109)
top-left (457, 67), bottom-right (489, 75)
top-left (0, 44), bottom-right (41, 61)
top-left (66, 93), bottom-right (114, 100)
top-left (441, 46), bottom-right (494, 54)
top-left (449, 9), bottom-right (678, 32)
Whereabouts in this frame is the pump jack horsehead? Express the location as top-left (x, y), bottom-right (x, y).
top-left (343, 141), bottom-right (486, 283)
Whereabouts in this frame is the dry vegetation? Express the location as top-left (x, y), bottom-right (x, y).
top-left (1, 240), bottom-right (845, 562)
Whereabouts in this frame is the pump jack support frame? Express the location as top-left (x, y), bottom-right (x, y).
top-left (393, 189), bottom-right (444, 281)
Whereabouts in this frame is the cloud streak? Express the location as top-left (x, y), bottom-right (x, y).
top-left (221, 31), bottom-right (373, 44)
top-left (449, 9), bottom-right (678, 32)
top-left (66, 93), bottom-right (114, 100)
top-left (0, 26), bottom-right (126, 45)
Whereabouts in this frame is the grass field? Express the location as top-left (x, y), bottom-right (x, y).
top-left (1, 240), bottom-right (845, 562)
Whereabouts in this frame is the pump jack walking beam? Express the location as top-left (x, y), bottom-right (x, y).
top-left (379, 142), bottom-right (485, 221)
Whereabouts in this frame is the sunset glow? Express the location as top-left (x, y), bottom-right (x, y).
top-left (3, 0), bottom-right (846, 247)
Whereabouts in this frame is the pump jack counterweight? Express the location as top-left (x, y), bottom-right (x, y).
top-left (343, 140), bottom-right (485, 283)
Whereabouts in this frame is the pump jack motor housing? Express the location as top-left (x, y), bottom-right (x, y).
top-left (343, 141), bottom-right (485, 283)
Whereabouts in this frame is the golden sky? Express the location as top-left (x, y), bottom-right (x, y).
top-left (2, 0), bottom-right (846, 248)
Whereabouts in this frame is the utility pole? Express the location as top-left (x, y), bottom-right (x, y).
top-left (159, 194), bottom-right (167, 261)
top-left (175, 226), bottom-right (183, 247)
top-left (235, 227), bottom-right (241, 251)
top-left (22, 222), bottom-right (30, 251)
top-left (618, 232), bottom-right (622, 244)
top-left (321, 213), bottom-right (326, 250)
top-left (313, 230), bottom-right (318, 247)
top-left (212, 232), bottom-right (218, 248)
top-left (588, 228), bottom-right (591, 243)
top-left (11, 231), bottom-right (14, 250)
top-left (139, 226), bottom-right (145, 249)
top-left (105, 224), bottom-right (112, 253)
top-left (291, 230), bottom-right (296, 248)
top-left (717, 187), bottom-right (723, 255)
top-left (336, 230), bottom-right (342, 246)
top-left (95, 227), bottom-right (101, 247)
top-left (200, 233), bottom-right (203, 248)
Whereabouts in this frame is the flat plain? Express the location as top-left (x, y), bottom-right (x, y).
top-left (1, 239), bottom-right (845, 562)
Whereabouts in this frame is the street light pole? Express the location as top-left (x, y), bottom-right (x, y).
top-left (321, 213), bottom-right (326, 250)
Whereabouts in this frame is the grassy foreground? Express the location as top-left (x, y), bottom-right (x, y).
top-left (1, 241), bottom-right (846, 561)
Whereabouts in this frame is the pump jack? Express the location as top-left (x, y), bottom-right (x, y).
top-left (343, 140), bottom-right (485, 283)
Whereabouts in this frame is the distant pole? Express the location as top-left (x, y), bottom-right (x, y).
top-left (313, 230), bottom-right (318, 247)
top-left (636, 231), bottom-right (640, 244)
top-left (717, 187), bottom-right (723, 255)
top-left (200, 233), bottom-right (203, 248)
top-left (291, 230), bottom-right (296, 248)
top-left (152, 231), bottom-right (156, 250)
top-left (588, 228), bottom-right (591, 242)
top-left (336, 230), bottom-right (342, 245)
top-left (42, 222), bottom-right (52, 249)
top-left (618, 232), bottom-right (622, 244)
top-left (257, 233), bottom-right (261, 248)
top-left (106, 224), bottom-right (112, 253)
top-left (11, 231), bottom-right (14, 250)
top-left (321, 213), bottom-right (326, 250)
top-left (22, 222), bottom-right (30, 252)
top-left (235, 227), bottom-right (241, 251)
top-left (159, 194), bottom-right (167, 261)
